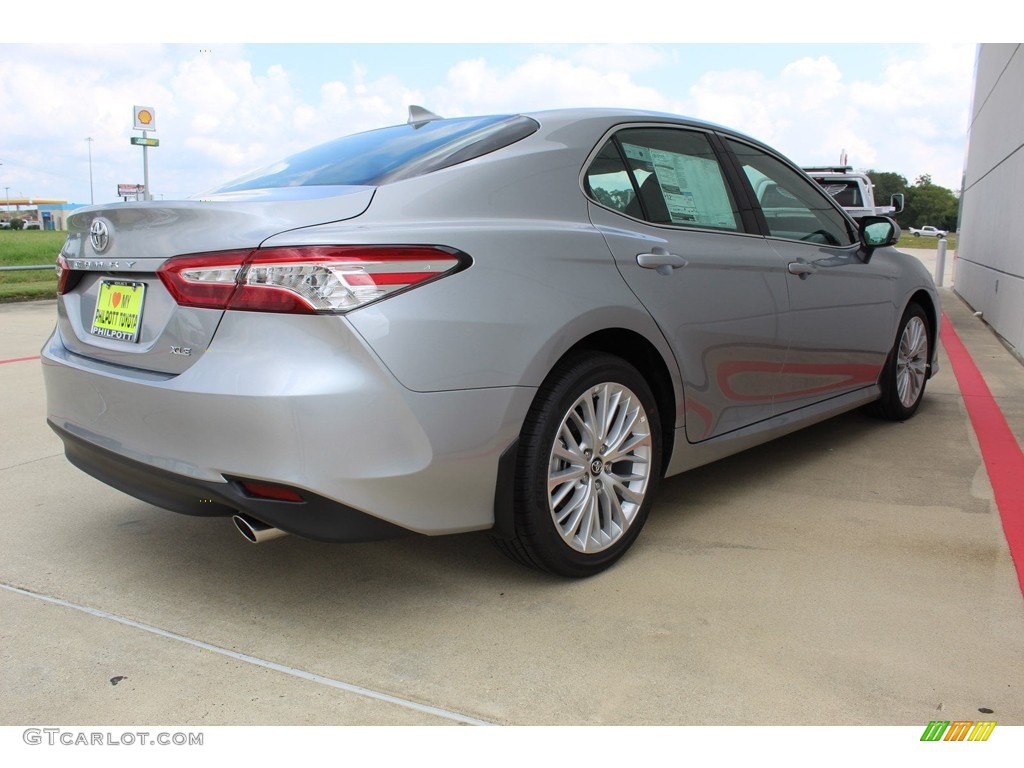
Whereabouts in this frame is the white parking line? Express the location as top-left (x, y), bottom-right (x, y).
top-left (0, 581), bottom-right (494, 727)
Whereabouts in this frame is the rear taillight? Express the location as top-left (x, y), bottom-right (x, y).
top-left (158, 245), bottom-right (463, 314)
top-left (55, 254), bottom-right (71, 294)
top-left (55, 253), bottom-right (85, 295)
top-left (157, 250), bottom-right (252, 309)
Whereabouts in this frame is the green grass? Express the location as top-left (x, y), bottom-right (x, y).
top-left (0, 279), bottom-right (58, 301)
top-left (896, 232), bottom-right (957, 250)
top-left (0, 230), bottom-right (65, 302)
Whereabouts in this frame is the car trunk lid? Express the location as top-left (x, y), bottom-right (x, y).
top-left (56, 186), bottom-right (374, 375)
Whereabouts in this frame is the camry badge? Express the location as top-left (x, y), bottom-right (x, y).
top-left (67, 259), bottom-right (137, 270)
top-left (90, 219), bottom-right (111, 253)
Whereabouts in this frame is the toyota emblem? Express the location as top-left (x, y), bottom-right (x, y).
top-left (90, 219), bottom-right (111, 253)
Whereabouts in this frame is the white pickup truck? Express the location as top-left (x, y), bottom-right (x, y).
top-left (803, 166), bottom-right (903, 221)
top-left (907, 225), bottom-right (948, 238)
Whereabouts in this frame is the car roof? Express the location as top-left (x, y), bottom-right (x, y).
top-left (520, 106), bottom-right (712, 127)
top-left (496, 107), bottom-right (771, 159)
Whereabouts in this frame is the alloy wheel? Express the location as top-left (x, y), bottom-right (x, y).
top-left (547, 382), bottom-right (653, 553)
top-left (896, 315), bottom-right (929, 408)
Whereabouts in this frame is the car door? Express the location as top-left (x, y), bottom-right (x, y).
top-left (722, 138), bottom-right (895, 414)
top-left (584, 126), bottom-right (791, 442)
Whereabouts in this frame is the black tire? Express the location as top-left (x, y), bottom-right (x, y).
top-left (493, 353), bottom-right (663, 577)
top-left (871, 302), bottom-right (930, 421)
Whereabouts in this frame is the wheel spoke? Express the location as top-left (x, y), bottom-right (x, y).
top-left (549, 479), bottom-right (576, 510)
top-left (576, 493), bottom-right (599, 551)
top-left (604, 398), bottom-right (639, 454)
top-left (548, 465), bottom-right (586, 491)
top-left (602, 484), bottom-right (624, 527)
top-left (605, 430), bottom-right (651, 463)
top-left (606, 472), bottom-right (646, 506)
top-left (555, 483), bottom-right (588, 529)
top-left (592, 385), bottom-right (611, 444)
top-left (573, 399), bottom-right (599, 451)
top-left (555, 422), bottom-right (584, 461)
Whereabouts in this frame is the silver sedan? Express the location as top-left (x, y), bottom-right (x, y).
top-left (43, 107), bottom-right (939, 576)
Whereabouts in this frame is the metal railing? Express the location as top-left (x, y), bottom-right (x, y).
top-left (0, 265), bottom-right (54, 272)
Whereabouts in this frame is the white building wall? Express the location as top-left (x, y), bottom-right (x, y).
top-left (955, 44), bottom-right (1024, 355)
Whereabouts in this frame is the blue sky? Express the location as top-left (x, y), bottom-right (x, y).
top-left (0, 2), bottom-right (995, 206)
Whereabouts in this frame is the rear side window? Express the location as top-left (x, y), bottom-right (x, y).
top-left (212, 115), bottom-right (539, 193)
top-left (585, 128), bottom-right (741, 232)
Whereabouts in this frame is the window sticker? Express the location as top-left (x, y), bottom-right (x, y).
top-left (622, 143), bottom-right (736, 229)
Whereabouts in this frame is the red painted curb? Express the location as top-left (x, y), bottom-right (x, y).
top-left (940, 312), bottom-right (1024, 598)
top-left (0, 355), bottom-right (40, 365)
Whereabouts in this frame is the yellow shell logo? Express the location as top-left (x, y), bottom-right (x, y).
top-left (137, 109), bottom-right (153, 126)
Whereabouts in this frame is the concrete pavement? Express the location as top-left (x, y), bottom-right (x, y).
top-left (1, 268), bottom-right (1022, 726)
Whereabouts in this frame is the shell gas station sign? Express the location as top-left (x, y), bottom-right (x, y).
top-left (133, 105), bottom-right (156, 132)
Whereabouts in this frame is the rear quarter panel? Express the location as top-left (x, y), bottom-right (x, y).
top-left (259, 144), bottom-right (683, 396)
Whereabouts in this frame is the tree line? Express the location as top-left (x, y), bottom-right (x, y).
top-left (869, 171), bottom-right (959, 232)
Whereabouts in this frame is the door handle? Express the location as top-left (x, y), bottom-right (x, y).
top-left (637, 248), bottom-right (688, 275)
top-left (787, 262), bottom-right (815, 279)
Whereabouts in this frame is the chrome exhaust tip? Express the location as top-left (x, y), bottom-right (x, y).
top-left (232, 514), bottom-right (288, 544)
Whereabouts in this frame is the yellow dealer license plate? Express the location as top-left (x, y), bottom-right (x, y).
top-left (90, 280), bottom-right (147, 343)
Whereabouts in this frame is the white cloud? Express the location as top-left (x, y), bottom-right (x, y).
top-left (0, 43), bottom-right (977, 206)
top-left (780, 56), bottom-right (844, 107)
top-left (688, 70), bottom-right (780, 140)
top-left (684, 45), bottom-right (975, 188)
top-left (570, 45), bottom-right (674, 74)
top-left (428, 54), bottom-right (674, 117)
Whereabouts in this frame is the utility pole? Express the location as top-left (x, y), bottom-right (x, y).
top-left (85, 137), bottom-right (95, 204)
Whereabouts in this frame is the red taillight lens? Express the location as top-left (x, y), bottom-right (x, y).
top-left (158, 250), bottom-right (254, 309)
top-left (158, 245), bottom-right (463, 314)
top-left (55, 254), bottom-right (71, 295)
top-left (55, 253), bottom-right (85, 295)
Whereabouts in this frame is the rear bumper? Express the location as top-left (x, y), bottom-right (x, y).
top-left (42, 311), bottom-right (536, 538)
top-left (50, 420), bottom-right (410, 541)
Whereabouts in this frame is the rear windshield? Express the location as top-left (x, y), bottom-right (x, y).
top-left (813, 179), bottom-right (863, 207)
top-left (212, 114), bottom-right (539, 193)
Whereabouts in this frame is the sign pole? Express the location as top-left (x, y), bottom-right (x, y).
top-left (142, 130), bottom-right (151, 201)
top-left (132, 106), bottom-right (157, 202)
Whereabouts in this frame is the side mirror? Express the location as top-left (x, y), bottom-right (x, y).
top-left (858, 216), bottom-right (900, 262)
top-left (890, 193), bottom-right (905, 214)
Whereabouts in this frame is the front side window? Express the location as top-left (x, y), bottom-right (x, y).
top-left (585, 128), bottom-right (741, 232)
top-left (726, 139), bottom-right (855, 246)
